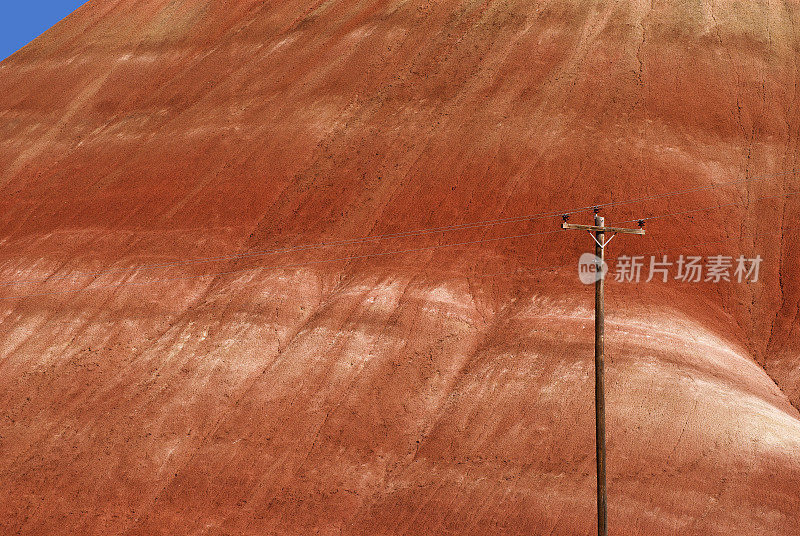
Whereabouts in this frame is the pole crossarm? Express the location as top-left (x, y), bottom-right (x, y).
top-left (561, 222), bottom-right (645, 235)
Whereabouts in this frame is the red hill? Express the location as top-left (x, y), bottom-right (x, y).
top-left (1, 1), bottom-right (799, 534)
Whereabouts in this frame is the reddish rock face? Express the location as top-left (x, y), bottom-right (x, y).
top-left (1, 1), bottom-right (799, 534)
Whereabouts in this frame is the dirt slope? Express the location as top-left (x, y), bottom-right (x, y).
top-left (1, 1), bottom-right (799, 534)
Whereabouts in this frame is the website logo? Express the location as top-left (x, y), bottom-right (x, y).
top-left (578, 253), bottom-right (608, 284)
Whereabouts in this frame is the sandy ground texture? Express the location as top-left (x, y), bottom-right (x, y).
top-left (1, 1), bottom-right (800, 534)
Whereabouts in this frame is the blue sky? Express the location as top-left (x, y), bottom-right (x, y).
top-left (0, 1), bottom-right (88, 61)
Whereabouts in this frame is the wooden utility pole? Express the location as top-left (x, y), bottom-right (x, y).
top-left (561, 211), bottom-right (645, 536)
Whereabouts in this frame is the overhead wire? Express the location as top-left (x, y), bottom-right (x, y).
top-left (4, 212), bottom-right (798, 301)
top-left (0, 228), bottom-right (567, 300)
top-left (0, 171), bottom-right (800, 299)
top-left (0, 169), bottom-right (796, 287)
top-left (477, 224), bottom-right (800, 279)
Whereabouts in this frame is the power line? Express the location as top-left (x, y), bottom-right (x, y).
top-left (5, 214), bottom-right (798, 301)
top-left (0, 214), bottom-right (566, 287)
top-left (0, 228), bottom-right (567, 300)
top-left (1, 169), bottom-right (796, 287)
top-left (477, 224), bottom-right (800, 279)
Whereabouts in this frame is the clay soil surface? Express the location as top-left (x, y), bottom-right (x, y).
top-left (1, 1), bottom-right (800, 534)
